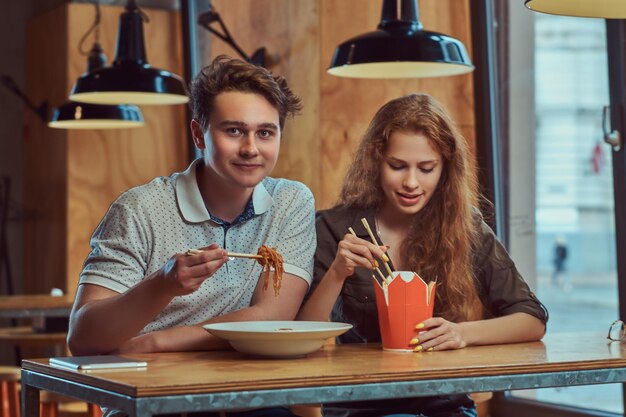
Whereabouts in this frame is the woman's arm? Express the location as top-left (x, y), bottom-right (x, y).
top-left (298, 233), bottom-right (386, 322)
top-left (297, 266), bottom-right (348, 321)
top-left (411, 214), bottom-right (547, 352)
top-left (413, 312), bottom-right (545, 352)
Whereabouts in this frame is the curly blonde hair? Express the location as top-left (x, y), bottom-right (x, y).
top-left (339, 94), bottom-right (483, 322)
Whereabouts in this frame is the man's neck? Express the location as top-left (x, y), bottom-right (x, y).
top-left (197, 164), bottom-right (254, 223)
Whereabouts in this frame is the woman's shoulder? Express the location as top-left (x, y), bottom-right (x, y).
top-left (317, 204), bottom-right (368, 223)
top-left (316, 204), bottom-right (371, 234)
top-left (469, 206), bottom-right (496, 238)
top-left (469, 207), bottom-right (516, 270)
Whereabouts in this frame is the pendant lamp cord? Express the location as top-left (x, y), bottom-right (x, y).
top-left (198, 8), bottom-right (249, 62)
top-left (126, 0), bottom-right (150, 23)
top-left (0, 75), bottom-right (47, 121)
top-left (78, 1), bottom-right (101, 56)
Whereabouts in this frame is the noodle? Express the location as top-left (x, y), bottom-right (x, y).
top-left (257, 245), bottom-right (284, 296)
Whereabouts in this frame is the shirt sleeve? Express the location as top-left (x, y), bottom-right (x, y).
top-left (474, 219), bottom-right (549, 325)
top-left (274, 185), bottom-right (316, 286)
top-left (79, 196), bottom-right (150, 293)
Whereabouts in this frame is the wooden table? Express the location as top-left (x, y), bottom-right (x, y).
top-left (0, 294), bottom-right (74, 359)
top-left (0, 295), bottom-right (74, 319)
top-left (20, 333), bottom-right (626, 417)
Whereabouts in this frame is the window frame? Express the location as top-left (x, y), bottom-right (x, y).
top-left (471, 1), bottom-right (626, 415)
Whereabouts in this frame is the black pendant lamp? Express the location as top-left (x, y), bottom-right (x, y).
top-left (70, 0), bottom-right (188, 105)
top-left (525, 0), bottom-right (626, 18)
top-left (328, 0), bottom-right (474, 79)
top-left (49, 42), bottom-right (144, 129)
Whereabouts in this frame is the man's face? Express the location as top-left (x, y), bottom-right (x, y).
top-left (194, 91), bottom-right (281, 190)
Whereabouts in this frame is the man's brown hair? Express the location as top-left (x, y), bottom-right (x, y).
top-left (190, 55), bottom-right (302, 131)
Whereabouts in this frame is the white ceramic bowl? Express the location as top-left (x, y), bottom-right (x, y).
top-left (203, 321), bottom-right (352, 358)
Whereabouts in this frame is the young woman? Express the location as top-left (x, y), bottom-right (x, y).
top-left (298, 93), bottom-right (548, 417)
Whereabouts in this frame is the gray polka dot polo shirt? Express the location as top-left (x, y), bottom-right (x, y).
top-left (79, 159), bottom-right (316, 334)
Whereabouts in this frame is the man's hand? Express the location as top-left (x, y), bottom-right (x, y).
top-left (160, 243), bottom-right (229, 295)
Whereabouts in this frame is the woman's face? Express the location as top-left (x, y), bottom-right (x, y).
top-left (379, 130), bottom-right (443, 218)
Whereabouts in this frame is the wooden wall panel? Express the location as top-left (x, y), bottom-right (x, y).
top-left (24, 3), bottom-right (187, 295)
top-left (24, 0), bottom-right (475, 294)
top-left (207, 0), bottom-right (474, 210)
top-left (65, 4), bottom-right (187, 293)
top-left (319, 0), bottom-right (475, 208)
top-left (209, 0), bottom-right (321, 199)
top-left (24, 5), bottom-right (70, 295)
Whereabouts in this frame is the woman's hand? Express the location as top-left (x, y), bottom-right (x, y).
top-left (328, 234), bottom-right (387, 279)
top-left (410, 317), bottom-right (467, 352)
top-left (159, 243), bottom-right (228, 296)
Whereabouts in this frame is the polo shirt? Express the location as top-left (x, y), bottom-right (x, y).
top-left (79, 159), bottom-right (315, 334)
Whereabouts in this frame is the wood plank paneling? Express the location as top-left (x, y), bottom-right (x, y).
top-left (319, 0), bottom-right (475, 208)
top-left (24, 3), bottom-right (187, 295)
top-left (24, 5), bottom-right (70, 295)
top-left (209, 0), bottom-right (474, 209)
top-left (209, 0), bottom-right (321, 199)
top-left (65, 4), bottom-right (187, 293)
top-left (24, 0), bottom-right (475, 294)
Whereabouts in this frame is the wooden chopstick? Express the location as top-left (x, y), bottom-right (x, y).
top-left (360, 218), bottom-right (394, 276)
top-left (227, 252), bottom-right (263, 260)
top-left (348, 227), bottom-right (387, 283)
top-left (186, 249), bottom-right (262, 260)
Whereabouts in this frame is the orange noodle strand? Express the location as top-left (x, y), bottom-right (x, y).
top-left (257, 245), bottom-right (284, 296)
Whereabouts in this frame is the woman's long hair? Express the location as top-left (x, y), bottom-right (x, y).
top-left (339, 94), bottom-right (483, 322)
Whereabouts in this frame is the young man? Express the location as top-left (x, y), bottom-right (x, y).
top-left (67, 56), bottom-right (315, 360)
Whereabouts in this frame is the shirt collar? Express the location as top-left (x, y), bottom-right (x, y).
top-left (175, 158), bottom-right (274, 223)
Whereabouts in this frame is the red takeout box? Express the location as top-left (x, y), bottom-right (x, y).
top-left (372, 271), bottom-right (436, 351)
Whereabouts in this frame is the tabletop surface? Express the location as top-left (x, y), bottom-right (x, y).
top-left (22, 332), bottom-right (626, 398)
top-left (0, 294), bottom-right (74, 311)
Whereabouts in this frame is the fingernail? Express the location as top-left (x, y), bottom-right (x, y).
top-left (409, 338), bottom-right (419, 345)
top-left (415, 323), bottom-right (425, 329)
top-left (382, 253), bottom-right (390, 262)
top-left (413, 345), bottom-right (423, 352)
top-left (427, 347), bottom-right (434, 352)
top-left (371, 260), bottom-right (379, 269)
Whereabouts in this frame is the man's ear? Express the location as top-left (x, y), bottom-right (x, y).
top-left (190, 119), bottom-right (206, 149)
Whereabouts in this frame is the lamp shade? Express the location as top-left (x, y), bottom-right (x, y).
top-left (48, 102), bottom-right (144, 129)
top-left (70, 64), bottom-right (189, 105)
top-left (525, 0), bottom-right (626, 18)
top-left (70, 1), bottom-right (188, 105)
top-left (328, 0), bottom-right (474, 79)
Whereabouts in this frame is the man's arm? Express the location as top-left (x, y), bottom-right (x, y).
top-left (115, 271), bottom-right (309, 353)
top-left (68, 244), bottom-right (228, 356)
top-left (111, 183), bottom-right (315, 354)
